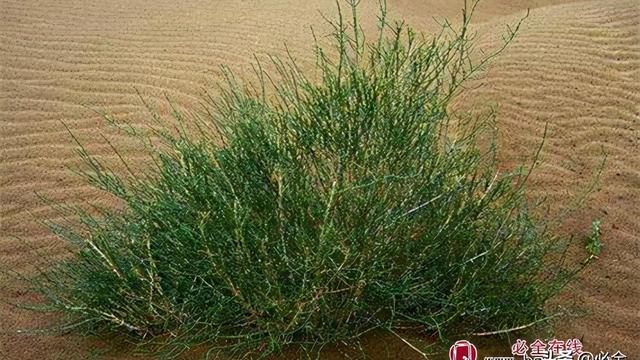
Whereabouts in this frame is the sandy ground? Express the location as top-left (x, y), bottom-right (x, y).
top-left (1, 0), bottom-right (638, 359)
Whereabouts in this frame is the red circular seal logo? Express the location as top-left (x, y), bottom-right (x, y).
top-left (449, 340), bottom-right (478, 360)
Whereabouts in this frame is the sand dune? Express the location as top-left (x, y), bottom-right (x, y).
top-left (1, 0), bottom-right (638, 359)
top-left (464, 0), bottom-right (640, 354)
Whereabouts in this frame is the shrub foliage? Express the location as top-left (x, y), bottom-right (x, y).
top-left (28, 1), bottom-right (587, 358)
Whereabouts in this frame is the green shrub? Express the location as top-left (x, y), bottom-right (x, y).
top-left (585, 220), bottom-right (602, 257)
top-left (25, 1), bottom-right (592, 358)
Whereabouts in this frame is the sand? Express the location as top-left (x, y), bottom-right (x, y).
top-left (1, 0), bottom-right (638, 359)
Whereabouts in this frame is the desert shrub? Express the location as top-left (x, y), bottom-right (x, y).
top-left (25, 1), bottom-right (592, 358)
